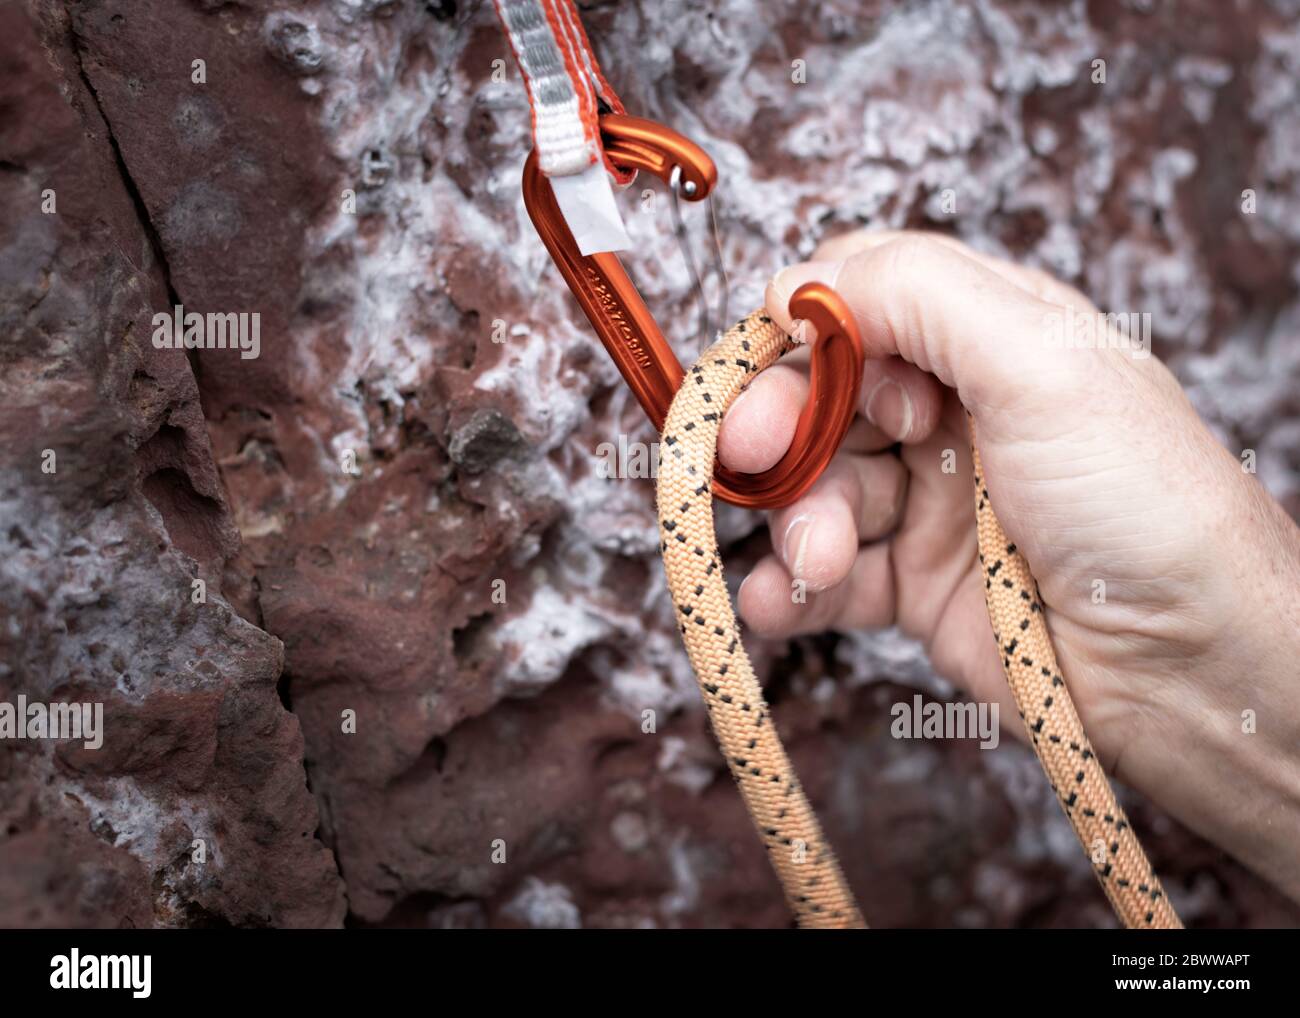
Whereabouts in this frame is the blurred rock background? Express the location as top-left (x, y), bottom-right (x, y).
top-left (1, 0), bottom-right (1297, 928)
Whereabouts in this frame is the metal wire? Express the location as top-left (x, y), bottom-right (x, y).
top-left (669, 166), bottom-right (729, 351)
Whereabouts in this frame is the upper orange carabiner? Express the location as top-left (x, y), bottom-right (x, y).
top-left (522, 113), bottom-right (865, 509)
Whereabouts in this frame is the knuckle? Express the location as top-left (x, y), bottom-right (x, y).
top-left (813, 228), bottom-right (870, 261)
top-left (871, 234), bottom-right (941, 279)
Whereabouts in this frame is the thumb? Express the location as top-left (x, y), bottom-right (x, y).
top-left (765, 235), bottom-right (1077, 416)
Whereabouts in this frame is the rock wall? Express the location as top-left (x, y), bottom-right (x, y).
top-left (1, 0), bottom-right (1296, 928)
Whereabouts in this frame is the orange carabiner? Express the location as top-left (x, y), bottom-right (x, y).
top-left (522, 113), bottom-right (864, 509)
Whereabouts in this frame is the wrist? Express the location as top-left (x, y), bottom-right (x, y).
top-left (1126, 475), bottom-right (1300, 903)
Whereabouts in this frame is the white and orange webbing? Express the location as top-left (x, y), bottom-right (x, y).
top-left (656, 310), bottom-right (1182, 929)
top-left (493, 0), bottom-right (631, 182)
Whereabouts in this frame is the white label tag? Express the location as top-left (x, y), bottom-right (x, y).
top-left (550, 163), bottom-right (631, 256)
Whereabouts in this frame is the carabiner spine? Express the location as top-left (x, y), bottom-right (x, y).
top-left (522, 148), bottom-right (685, 432)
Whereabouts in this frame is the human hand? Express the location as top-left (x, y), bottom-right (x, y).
top-left (719, 231), bottom-right (1300, 901)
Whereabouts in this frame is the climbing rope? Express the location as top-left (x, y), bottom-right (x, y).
top-left (656, 309), bottom-right (1183, 930)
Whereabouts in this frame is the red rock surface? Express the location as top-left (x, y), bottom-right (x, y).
top-left (1, 0), bottom-right (1297, 928)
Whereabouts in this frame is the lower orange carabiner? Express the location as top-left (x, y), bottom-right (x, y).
top-left (521, 113), bottom-right (864, 509)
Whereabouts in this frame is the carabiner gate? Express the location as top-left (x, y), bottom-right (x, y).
top-left (522, 113), bottom-right (864, 509)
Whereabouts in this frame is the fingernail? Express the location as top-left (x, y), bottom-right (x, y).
top-left (781, 514), bottom-right (814, 580)
top-left (865, 377), bottom-right (913, 441)
top-left (771, 260), bottom-right (839, 313)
